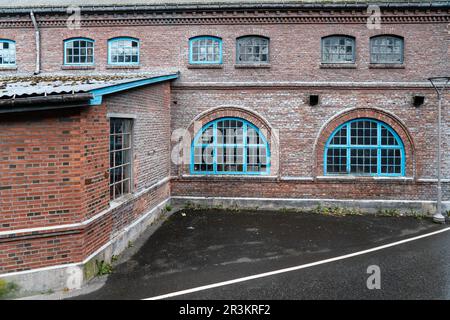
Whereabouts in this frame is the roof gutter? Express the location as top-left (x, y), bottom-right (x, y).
top-left (1, 2), bottom-right (449, 14)
top-left (30, 11), bottom-right (40, 75)
top-left (0, 92), bottom-right (93, 108)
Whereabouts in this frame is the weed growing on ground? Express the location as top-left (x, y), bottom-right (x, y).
top-left (95, 260), bottom-right (113, 276)
top-left (313, 204), bottom-right (363, 217)
top-left (0, 279), bottom-right (19, 299)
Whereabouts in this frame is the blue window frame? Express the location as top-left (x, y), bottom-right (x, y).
top-left (321, 35), bottom-right (355, 64)
top-left (189, 36), bottom-right (222, 64)
top-left (324, 118), bottom-right (405, 176)
top-left (108, 37), bottom-right (139, 65)
top-left (191, 117), bottom-right (270, 175)
top-left (370, 35), bottom-right (404, 64)
top-left (64, 37), bottom-right (95, 65)
top-left (0, 39), bottom-right (16, 66)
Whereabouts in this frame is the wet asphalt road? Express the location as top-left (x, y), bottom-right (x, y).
top-left (73, 209), bottom-right (450, 300)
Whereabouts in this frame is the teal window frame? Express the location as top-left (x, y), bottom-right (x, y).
top-left (0, 39), bottom-right (16, 66)
top-left (107, 37), bottom-right (140, 66)
top-left (191, 117), bottom-right (270, 175)
top-left (64, 37), bottom-right (95, 66)
top-left (189, 36), bottom-right (223, 64)
top-left (324, 118), bottom-right (405, 177)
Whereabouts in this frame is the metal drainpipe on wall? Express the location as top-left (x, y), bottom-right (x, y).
top-left (30, 11), bottom-right (40, 75)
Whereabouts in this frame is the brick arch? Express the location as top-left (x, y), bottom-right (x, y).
top-left (183, 106), bottom-right (279, 175)
top-left (313, 107), bottom-right (416, 178)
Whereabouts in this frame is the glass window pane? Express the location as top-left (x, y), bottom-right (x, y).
top-left (326, 119), bottom-right (404, 176)
top-left (109, 118), bottom-right (133, 200)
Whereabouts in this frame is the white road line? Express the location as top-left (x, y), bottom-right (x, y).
top-left (143, 226), bottom-right (450, 300)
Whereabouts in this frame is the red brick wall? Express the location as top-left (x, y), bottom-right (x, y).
top-left (0, 109), bottom-right (85, 231)
top-left (0, 82), bottom-right (172, 274)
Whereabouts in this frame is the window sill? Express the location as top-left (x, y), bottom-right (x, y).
top-left (234, 63), bottom-right (271, 69)
top-left (320, 63), bottom-right (357, 69)
top-left (179, 174), bottom-right (277, 181)
top-left (187, 64), bottom-right (223, 69)
top-left (316, 175), bottom-right (413, 182)
top-left (0, 66), bottom-right (17, 71)
top-left (61, 65), bottom-right (96, 70)
top-left (106, 65), bottom-right (140, 69)
top-left (369, 64), bottom-right (405, 69)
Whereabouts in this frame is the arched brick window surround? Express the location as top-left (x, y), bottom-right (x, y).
top-left (184, 106), bottom-right (279, 176)
top-left (314, 108), bottom-right (415, 178)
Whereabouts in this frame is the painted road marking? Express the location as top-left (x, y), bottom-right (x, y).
top-left (143, 226), bottom-right (450, 300)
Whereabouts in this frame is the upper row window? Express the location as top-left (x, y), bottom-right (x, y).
top-left (321, 35), bottom-right (404, 64)
top-left (64, 38), bottom-right (95, 65)
top-left (64, 37), bottom-right (139, 66)
top-left (0, 39), bottom-right (16, 66)
top-left (189, 36), bottom-right (223, 64)
top-left (2, 34), bottom-right (404, 68)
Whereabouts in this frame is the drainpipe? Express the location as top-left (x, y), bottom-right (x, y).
top-left (30, 11), bottom-right (40, 75)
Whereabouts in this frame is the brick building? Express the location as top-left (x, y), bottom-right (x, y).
top-left (0, 0), bottom-right (449, 294)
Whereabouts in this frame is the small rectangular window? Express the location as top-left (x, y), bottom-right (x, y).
top-left (0, 40), bottom-right (16, 66)
top-left (109, 118), bottom-right (133, 200)
top-left (321, 36), bottom-right (355, 64)
top-left (370, 36), bottom-right (403, 64)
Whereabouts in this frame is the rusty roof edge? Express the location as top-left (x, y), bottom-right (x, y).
top-left (0, 92), bottom-right (93, 107)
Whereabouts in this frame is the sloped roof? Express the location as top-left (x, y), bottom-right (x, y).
top-left (0, 72), bottom-right (177, 99)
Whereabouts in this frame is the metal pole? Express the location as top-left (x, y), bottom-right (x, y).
top-left (435, 93), bottom-right (445, 223)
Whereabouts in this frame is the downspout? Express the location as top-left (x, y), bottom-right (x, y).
top-left (30, 11), bottom-right (40, 75)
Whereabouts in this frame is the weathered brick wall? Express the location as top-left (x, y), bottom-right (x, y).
top-left (0, 11), bottom-right (448, 83)
top-left (105, 82), bottom-right (172, 191)
top-left (171, 87), bottom-right (450, 200)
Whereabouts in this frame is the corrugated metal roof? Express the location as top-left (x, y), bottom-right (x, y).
top-left (0, 72), bottom-right (177, 99)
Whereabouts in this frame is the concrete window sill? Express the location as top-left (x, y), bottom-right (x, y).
top-left (179, 174), bottom-right (278, 182)
top-left (320, 63), bottom-right (357, 69)
top-left (316, 175), bottom-right (413, 182)
top-left (61, 65), bottom-right (96, 70)
top-left (234, 63), bottom-right (271, 69)
top-left (0, 66), bottom-right (17, 71)
top-left (106, 65), bottom-right (140, 70)
top-left (369, 64), bottom-right (405, 69)
top-left (187, 64), bottom-right (223, 69)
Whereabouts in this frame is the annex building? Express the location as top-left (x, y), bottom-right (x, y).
top-left (0, 0), bottom-right (449, 294)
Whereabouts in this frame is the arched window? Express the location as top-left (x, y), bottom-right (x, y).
top-left (0, 39), bottom-right (16, 66)
top-left (325, 119), bottom-right (405, 176)
top-left (64, 38), bottom-right (94, 65)
top-left (321, 35), bottom-right (355, 63)
top-left (236, 36), bottom-right (269, 64)
top-left (370, 35), bottom-right (404, 64)
top-left (191, 117), bottom-right (270, 175)
top-left (189, 36), bottom-right (222, 64)
top-left (108, 37), bottom-right (139, 65)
